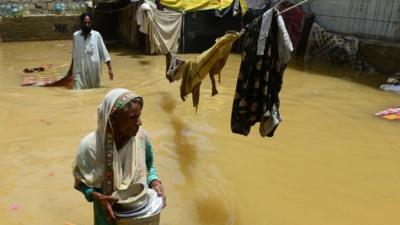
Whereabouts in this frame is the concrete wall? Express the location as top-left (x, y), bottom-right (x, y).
top-left (301, 0), bottom-right (400, 74)
top-left (0, 1), bottom-right (130, 42)
top-left (308, 0), bottom-right (400, 42)
top-left (0, 15), bottom-right (79, 41)
top-left (359, 39), bottom-right (400, 74)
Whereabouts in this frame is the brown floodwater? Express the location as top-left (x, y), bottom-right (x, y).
top-left (0, 40), bottom-right (399, 225)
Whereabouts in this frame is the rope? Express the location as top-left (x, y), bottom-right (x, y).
top-left (276, 0), bottom-right (311, 15)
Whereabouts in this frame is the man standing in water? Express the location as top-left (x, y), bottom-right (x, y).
top-left (73, 88), bottom-right (166, 224)
top-left (67, 12), bottom-right (114, 89)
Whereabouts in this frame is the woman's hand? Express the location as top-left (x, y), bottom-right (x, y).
top-left (151, 180), bottom-right (166, 208)
top-left (91, 191), bottom-right (119, 221)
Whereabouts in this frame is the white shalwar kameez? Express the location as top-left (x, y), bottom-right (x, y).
top-left (72, 30), bottom-right (110, 89)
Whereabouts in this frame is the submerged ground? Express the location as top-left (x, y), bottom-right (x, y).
top-left (0, 40), bottom-right (399, 225)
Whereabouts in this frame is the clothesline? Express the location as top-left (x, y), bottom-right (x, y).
top-left (91, 0), bottom-right (311, 16)
top-left (164, 0), bottom-right (296, 137)
top-left (239, 0), bottom-right (311, 35)
top-left (273, 0), bottom-right (285, 8)
top-left (276, 0), bottom-right (311, 16)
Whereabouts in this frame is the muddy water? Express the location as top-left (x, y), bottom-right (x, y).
top-left (0, 40), bottom-right (399, 225)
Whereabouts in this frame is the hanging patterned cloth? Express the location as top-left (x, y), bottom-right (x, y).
top-left (231, 8), bottom-right (293, 137)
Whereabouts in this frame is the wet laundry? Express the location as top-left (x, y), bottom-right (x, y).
top-left (21, 64), bottom-right (72, 89)
top-left (374, 107), bottom-right (400, 121)
top-left (23, 64), bottom-right (52, 73)
top-left (380, 74), bottom-right (400, 94)
top-left (231, 8), bottom-right (293, 137)
top-left (166, 31), bottom-right (242, 110)
top-left (137, 0), bottom-right (182, 54)
top-left (276, 1), bottom-right (307, 52)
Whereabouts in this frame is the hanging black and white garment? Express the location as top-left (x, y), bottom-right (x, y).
top-left (231, 8), bottom-right (293, 137)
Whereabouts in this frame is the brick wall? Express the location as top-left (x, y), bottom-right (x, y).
top-left (0, 15), bottom-right (80, 41)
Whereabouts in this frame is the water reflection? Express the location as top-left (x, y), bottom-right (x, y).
top-left (160, 92), bottom-right (197, 183)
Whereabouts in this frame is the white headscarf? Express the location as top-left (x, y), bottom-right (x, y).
top-left (73, 88), bottom-right (148, 191)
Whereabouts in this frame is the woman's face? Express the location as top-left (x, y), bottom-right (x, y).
top-left (111, 101), bottom-right (142, 138)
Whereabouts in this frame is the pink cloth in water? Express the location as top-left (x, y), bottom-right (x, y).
top-left (374, 107), bottom-right (400, 121)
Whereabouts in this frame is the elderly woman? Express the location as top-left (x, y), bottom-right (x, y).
top-left (73, 88), bottom-right (166, 225)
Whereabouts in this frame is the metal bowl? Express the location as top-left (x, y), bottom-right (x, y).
top-left (112, 183), bottom-right (149, 213)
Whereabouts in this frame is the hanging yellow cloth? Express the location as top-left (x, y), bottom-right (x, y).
top-left (160, 0), bottom-right (248, 14)
top-left (166, 31), bottom-right (242, 110)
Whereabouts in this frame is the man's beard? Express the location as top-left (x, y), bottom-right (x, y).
top-left (82, 27), bottom-right (91, 35)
